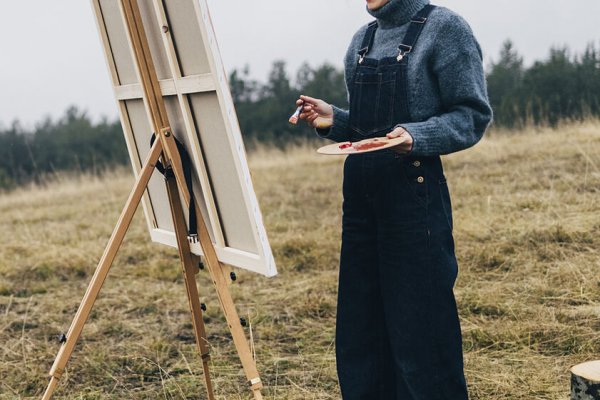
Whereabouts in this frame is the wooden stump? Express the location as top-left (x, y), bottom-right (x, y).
top-left (572, 361), bottom-right (600, 399)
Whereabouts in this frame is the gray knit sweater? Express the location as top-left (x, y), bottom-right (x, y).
top-left (318, 0), bottom-right (493, 157)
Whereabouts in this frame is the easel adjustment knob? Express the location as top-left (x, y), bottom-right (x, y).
top-left (230, 272), bottom-right (237, 282)
top-left (201, 303), bottom-right (207, 312)
top-left (240, 317), bottom-right (247, 327)
top-left (58, 333), bottom-right (67, 344)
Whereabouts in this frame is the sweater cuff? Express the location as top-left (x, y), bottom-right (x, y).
top-left (315, 105), bottom-right (351, 142)
top-left (397, 120), bottom-right (440, 157)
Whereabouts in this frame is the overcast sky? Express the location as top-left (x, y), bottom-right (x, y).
top-left (1, 1), bottom-right (599, 126)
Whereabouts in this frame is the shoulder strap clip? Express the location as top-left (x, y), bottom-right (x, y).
top-left (395, 5), bottom-right (436, 62)
top-left (396, 44), bottom-right (413, 61)
top-left (357, 21), bottom-right (378, 64)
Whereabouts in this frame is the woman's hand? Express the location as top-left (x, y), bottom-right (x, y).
top-left (297, 95), bottom-right (334, 129)
top-left (386, 126), bottom-right (414, 154)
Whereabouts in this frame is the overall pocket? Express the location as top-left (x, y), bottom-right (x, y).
top-left (349, 70), bottom-right (396, 136)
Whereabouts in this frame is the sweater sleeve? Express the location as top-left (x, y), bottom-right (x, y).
top-left (316, 106), bottom-right (352, 142)
top-left (399, 15), bottom-right (493, 156)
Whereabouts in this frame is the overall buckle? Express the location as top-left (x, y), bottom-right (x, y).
top-left (397, 44), bottom-right (413, 62)
top-left (358, 47), bottom-right (368, 64)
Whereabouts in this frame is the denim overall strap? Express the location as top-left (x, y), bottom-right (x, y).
top-left (396, 4), bottom-right (436, 61)
top-left (357, 21), bottom-right (378, 65)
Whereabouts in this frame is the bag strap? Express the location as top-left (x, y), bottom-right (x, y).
top-left (150, 133), bottom-right (198, 242)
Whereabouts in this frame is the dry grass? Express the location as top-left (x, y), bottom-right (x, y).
top-left (0, 121), bottom-right (599, 399)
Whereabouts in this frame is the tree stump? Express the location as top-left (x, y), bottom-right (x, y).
top-left (572, 361), bottom-right (600, 399)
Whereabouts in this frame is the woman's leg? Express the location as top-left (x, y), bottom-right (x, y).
top-left (375, 156), bottom-right (468, 400)
top-left (336, 155), bottom-right (394, 399)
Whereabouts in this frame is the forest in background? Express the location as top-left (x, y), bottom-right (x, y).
top-left (1, 40), bottom-right (599, 189)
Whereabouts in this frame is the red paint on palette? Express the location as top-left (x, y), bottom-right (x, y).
top-left (353, 140), bottom-right (387, 151)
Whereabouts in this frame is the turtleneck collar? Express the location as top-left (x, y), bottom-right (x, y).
top-left (367, 0), bottom-right (430, 29)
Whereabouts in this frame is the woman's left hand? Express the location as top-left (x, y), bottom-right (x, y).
top-left (386, 126), bottom-right (414, 154)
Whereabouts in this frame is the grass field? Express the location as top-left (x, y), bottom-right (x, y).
top-left (0, 122), bottom-right (599, 399)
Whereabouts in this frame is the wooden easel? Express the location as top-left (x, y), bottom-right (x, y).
top-left (41, 0), bottom-right (264, 398)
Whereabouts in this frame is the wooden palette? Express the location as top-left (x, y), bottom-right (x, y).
top-left (317, 136), bottom-right (407, 155)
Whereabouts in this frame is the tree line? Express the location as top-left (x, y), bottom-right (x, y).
top-left (487, 40), bottom-right (600, 127)
top-left (0, 108), bottom-right (127, 189)
top-left (1, 41), bottom-right (599, 189)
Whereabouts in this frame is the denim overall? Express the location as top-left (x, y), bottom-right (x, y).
top-left (336, 5), bottom-right (469, 399)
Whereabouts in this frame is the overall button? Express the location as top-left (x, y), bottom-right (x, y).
top-left (417, 176), bottom-right (425, 183)
top-left (413, 160), bottom-right (421, 167)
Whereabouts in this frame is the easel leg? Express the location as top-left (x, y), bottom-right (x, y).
top-left (210, 268), bottom-right (264, 400)
top-left (191, 205), bottom-right (264, 399)
top-left (42, 140), bottom-right (163, 400)
top-left (165, 170), bottom-right (215, 400)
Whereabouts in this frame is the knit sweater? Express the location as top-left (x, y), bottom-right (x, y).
top-left (317, 0), bottom-right (493, 157)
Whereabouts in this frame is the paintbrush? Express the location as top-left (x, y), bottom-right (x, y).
top-left (288, 101), bottom-right (304, 125)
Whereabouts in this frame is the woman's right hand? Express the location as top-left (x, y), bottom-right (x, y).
top-left (297, 95), bottom-right (334, 129)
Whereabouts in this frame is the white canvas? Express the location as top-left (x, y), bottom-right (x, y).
top-left (91, 0), bottom-right (276, 276)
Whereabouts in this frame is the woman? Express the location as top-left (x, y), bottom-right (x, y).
top-left (297, 0), bottom-right (492, 399)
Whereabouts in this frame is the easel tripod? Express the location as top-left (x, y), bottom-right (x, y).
top-left (41, 0), bottom-right (264, 398)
